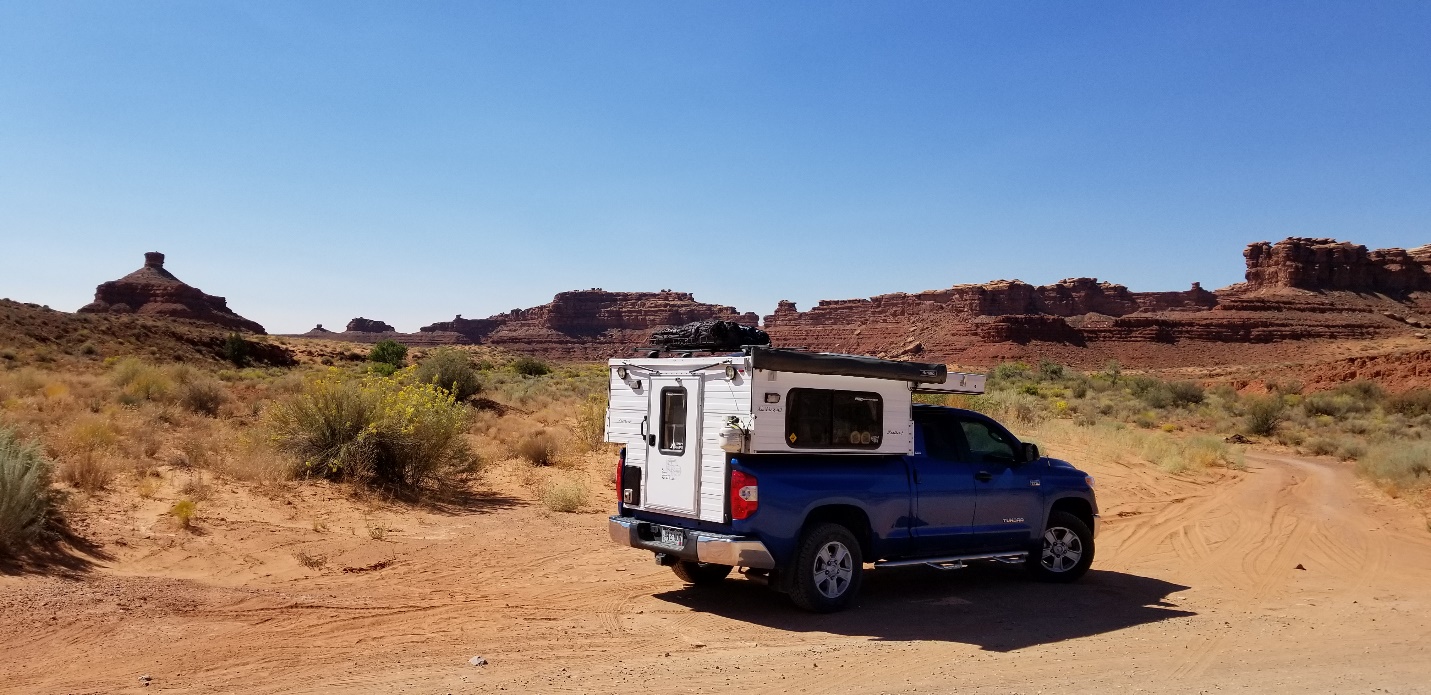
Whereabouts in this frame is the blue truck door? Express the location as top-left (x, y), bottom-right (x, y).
top-left (908, 413), bottom-right (981, 555)
top-left (957, 417), bottom-right (1044, 549)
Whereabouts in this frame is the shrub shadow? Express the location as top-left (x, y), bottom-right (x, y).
top-left (0, 522), bottom-right (113, 578)
top-left (653, 565), bottom-right (1193, 652)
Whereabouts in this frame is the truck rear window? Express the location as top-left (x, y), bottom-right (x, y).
top-left (785, 388), bottom-right (883, 449)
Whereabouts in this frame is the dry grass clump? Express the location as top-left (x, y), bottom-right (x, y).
top-left (540, 479), bottom-right (589, 512)
top-left (0, 427), bottom-right (55, 549)
top-left (1357, 442), bottom-right (1431, 495)
top-left (55, 415), bottom-right (119, 491)
top-left (573, 393), bottom-right (606, 450)
top-left (169, 499), bottom-right (197, 529)
top-left (515, 430), bottom-right (560, 466)
top-left (177, 378), bottom-right (228, 416)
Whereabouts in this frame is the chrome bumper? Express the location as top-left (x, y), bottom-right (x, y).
top-left (608, 515), bottom-right (776, 569)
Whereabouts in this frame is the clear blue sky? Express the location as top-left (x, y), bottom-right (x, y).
top-left (2, 2), bottom-right (1428, 333)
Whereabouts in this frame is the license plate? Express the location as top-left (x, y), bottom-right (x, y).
top-left (659, 527), bottom-right (686, 550)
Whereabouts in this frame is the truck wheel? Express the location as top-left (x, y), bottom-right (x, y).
top-left (671, 561), bottom-right (733, 585)
top-left (788, 523), bottom-right (863, 612)
top-left (1027, 511), bottom-right (1094, 582)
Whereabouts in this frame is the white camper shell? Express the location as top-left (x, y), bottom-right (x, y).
top-left (604, 347), bottom-right (986, 523)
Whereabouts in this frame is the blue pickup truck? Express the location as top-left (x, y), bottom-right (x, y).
top-left (609, 404), bottom-right (1099, 612)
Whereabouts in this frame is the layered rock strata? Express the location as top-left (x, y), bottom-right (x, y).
top-left (78, 252), bottom-right (265, 334)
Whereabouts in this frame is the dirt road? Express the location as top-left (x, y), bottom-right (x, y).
top-left (3, 450), bottom-right (1430, 694)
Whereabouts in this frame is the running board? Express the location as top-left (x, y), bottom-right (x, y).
top-left (875, 551), bottom-right (1028, 570)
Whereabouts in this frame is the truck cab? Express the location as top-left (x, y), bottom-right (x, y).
top-left (606, 349), bottom-right (1098, 612)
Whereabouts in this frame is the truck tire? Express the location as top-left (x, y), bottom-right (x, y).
top-left (1027, 511), bottom-right (1094, 582)
top-left (671, 561), bottom-right (733, 585)
top-left (787, 523), bottom-right (864, 613)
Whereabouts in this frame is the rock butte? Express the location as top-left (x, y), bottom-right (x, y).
top-left (289, 237), bottom-right (1431, 368)
top-left (78, 252), bottom-right (265, 334)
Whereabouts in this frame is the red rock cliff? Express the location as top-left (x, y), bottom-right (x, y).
top-left (1243, 237), bottom-right (1431, 294)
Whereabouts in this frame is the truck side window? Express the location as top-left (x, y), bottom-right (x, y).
top-left (786, 388), bottom-right (882, 449)
top-left (959, 419), bottom-right (1017, 463)
top-left (658, 387), bottom-right (687, 454)
top-left (915, 414), bottom-right (966, 460)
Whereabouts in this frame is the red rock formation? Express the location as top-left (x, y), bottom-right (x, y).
top-left (296, 290), bottom-right (760, 359)
top-left (78, 252), bottom-right (265, 334)
top-left (1243, 238), bottom-right (1431, 294)
top-left (346, 317), bottom-right (395, 333)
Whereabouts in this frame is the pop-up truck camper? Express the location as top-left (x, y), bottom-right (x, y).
top-left (606, 343), bottom-right (1098, 612)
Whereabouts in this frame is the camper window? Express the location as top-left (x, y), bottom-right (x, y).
top-left (785, 388), bottom-right (883, 449)
top-left (658, 387), bottom-right (687, 454)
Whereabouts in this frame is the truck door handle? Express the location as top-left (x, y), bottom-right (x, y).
top-left (975, 471), bottom-right (993, 483)
top-left (912, 469), bottom-right (920, 485)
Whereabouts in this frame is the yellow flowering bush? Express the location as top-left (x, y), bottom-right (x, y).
top-left (268, 368), bottom-right (471, 488)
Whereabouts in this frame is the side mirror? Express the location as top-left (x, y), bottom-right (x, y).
top-left (1022, 442), bottom-right (1041, 463)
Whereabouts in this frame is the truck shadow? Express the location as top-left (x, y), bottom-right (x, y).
top-left (652, 565), bottom-right (1193, 651)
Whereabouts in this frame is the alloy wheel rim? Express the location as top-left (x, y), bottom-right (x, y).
top-left (1041, 526), bottom-right (1083, 572)
top-left (813, 541), bottom-right (854, 598)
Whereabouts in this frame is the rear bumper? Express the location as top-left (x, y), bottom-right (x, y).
top-left (608, 515), bottom-right (776, 569)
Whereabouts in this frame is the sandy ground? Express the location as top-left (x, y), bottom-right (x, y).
top-left (3, 448), bottom-right (1430, 695)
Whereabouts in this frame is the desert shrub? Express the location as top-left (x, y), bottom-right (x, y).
top-left (991, 362), bottom-right (1033, 384)
top-left (413, 348), bottom-right (481, 401)
top-left (1037, 360), bottom-right (1065, 381)
top-left (1243, 396), bottom-right (1285, 436)
top-left (1305, 437), bottom-right (1338, 456)
top-left (0, 428), bottom-right (55, 549)
top-left (178, 378), bottom-right (228, 416)
top-left (1168, 381), bottom-right (1205, 406)
top-left (268, 369), bottom-right (470, 489)
top-left (510, 356), bottom-right (551, 377)
top-left (1388, 389), bottom-right (1431, 418)
top-left (574, 393), bottom-right (607, 449)
top-left (368, 340), bottom-right (408, 369)
top-left (1356, 442), bottom-right (1431, 491)
top-left (1132, 411), bottom-right (1158, 429)
top-left (170, 499), bottom-right (197, 529)
top-left (1334, 380), bottom-right (1386, 405)
top-left (222, 333), bottom-right (250, 366)
top-left (1336, 439), bottom-right (1368, 461)
top-left (56, 416), bottom-right (118, 491)
top-left (516, 430), bottom-right (560, 466)
top-left (540, 480), bottom-right (588, 512)
top-left (111, 358), bottom-right (173, 403)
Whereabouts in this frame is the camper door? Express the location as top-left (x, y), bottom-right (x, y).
top-left (643, 375), bottom-right (701, 516)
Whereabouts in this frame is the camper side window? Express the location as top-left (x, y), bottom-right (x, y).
top-left (658, 387), bottom-right (687, 454)
top-left (785, 388), bottom-right (883, 449)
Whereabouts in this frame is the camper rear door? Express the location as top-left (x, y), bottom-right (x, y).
top-left (643, 375), bottom-right (702, 517)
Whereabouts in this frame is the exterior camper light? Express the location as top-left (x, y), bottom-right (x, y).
top-left (616, 366), bottom-right (629, 380)
top-left (724, 365), bottom-right (738, 380)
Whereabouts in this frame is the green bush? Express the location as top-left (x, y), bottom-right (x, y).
top-left (0, 428), bottom-right (55, 549)
top-left (1389, 389), bottom-right (1431, 417)
top-left (268, 369), bottom-right (471, 489)
top-left (111, 358), bottom-right (173, 403)
top-left (1244, 396), bottom-right (1285, 436)
top-left (413, 348), bottom-right (481, 401)
top-left (991, 362), bottom-right (1033, 383)
top-left (1168, 381), bottom-right (1205, 406)
top-left (223, 333), bottom-right (250, 367)
top-left (1037, 360), bottom-right (1065, 381)
top-left (368, 340), bottom-right (408, 369)
top-left (510, 356), bottom-right (551, 377)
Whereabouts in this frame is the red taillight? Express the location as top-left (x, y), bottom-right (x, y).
top-left (615, 447), bottom-right (626, 504)
top-left (730, 469), bottom-right (758, 520)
